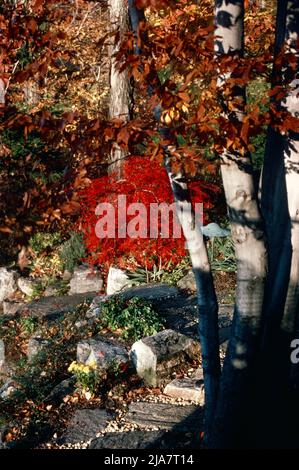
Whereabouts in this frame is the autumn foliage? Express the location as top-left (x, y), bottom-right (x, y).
top-left (79, 156), bottom-right (217, 272)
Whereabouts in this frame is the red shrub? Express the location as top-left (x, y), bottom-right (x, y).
top-left (78, 156), bottom-right (216, 273)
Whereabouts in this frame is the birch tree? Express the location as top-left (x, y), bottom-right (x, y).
top-left (109, 0), bottom-right (133, 178)
top-left (125, 0), bottom-right (299, 448)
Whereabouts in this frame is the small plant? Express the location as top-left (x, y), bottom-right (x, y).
top-left (208, 236), bottom-right (236, 273)
top-left (99, 296), bottom-right (165, 342)
top-left (68, 360), bottom-right (101, 397)
top-left (126, 257), bottom-right (191, 286)
top-left (59, 232), bottom-right (86, 273)
top-left (29, 232), bottom-right (62, 255)
top-left (20, 317), bottom-right (37, 335)
top-left (30, 281), bottom-right (45, 299)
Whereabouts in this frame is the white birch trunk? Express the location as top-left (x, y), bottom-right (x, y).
top-left (211, 0), bottom-right (268, 447)
top-left (280, 1), bottom-right (299, 335)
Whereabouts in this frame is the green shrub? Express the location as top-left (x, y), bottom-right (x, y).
top-left (98, 296), bottom-right (165, 342)
top-left (20, 317), bottom-right (37, 335)
top-left (29, 232), bottom-right (62, 255)
top-left (59, 232), bottom-right (86, 272)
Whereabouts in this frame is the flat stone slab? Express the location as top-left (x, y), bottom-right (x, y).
top-left (164, 377), bottom-right (204, 404)
top-left (159, 297), bottom-right (233, 340)
top-left (130, 329), bottom-right (200, 387)
top-left (89, 430), bottom-right (166, 449)
top-left (89, 427), bottom-right (201, 450)
top-left (90, 284), bottom-right (180, 313)
top-left (59, 409), bottom-right (114, 444)
top-left (120, 284), bottom-right (179, 302)
top-left (126, 402), bottom-right (202, 431)
top-left (18, 292), bottom-right (97, 319)
top-left (77, 336), bottom-right (129, 369)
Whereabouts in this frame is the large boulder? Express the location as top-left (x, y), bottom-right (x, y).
top-left (130, 329), bottom-right (200, 387)
top-left (106, 267), bottom-right (131, 295)
top-left (0, 268), bottom-right (19, 302)
top-left (77, 336), bottom-right (129, 370)
top-left (69, 266), bottom-right (103, 295)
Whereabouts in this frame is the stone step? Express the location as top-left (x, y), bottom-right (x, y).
top-left (59, 409), bottom-right (114, 445)
top-left (126, 402), bottom-right (202, 431)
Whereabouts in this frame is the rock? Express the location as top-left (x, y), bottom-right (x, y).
top-left (2, 300), bottom-right (23, 317)
top-left (177, 270), bottom-right (196, 292)
top-left (44, 378), bottom-right (75, 405)
top-left (120, 283), bottom-right (179, 303)
top-left (164, 377), bottom-right (204, 404)
top-left (106, 267), bottom-right (131, 295)
top-left (0, 268), bottom-right (19, 302)
top-left (0, 340), bottom-right (5, 370)
top-left (130, 329), bottom-right (200, 387)
top-left (87, 295), bottom-right (110, 318)
top-left (0, 425), bottom-right (8, 449)
top-left (18, 292), bottom-right (96, 320)
top-left (59, 409), bottom-right (113, 444)
top-left (201, 222), bottom-right (230, 238)
top-left (126, 402), bottom-right (202, 431)
top-left (44, 281), bottom-right (66, 297)
top-left (0, 379), bottom-right (19, 400)
top-left (17, 277), bottom-right (35, 297)
top-left (62, 270), bottom-right (72, 281)
top-left (77, 336), bottom-right (129, 370)
top-left (28, 335), bottom-right (50, 360)
top-left (89, 430), bottom-right (166, 449)
top-left (69, 266), bottom-right (103, 295)
top-left (89, 284), bottom-right (180, 317)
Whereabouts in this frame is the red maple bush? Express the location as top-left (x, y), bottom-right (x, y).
top-left (78, 156), bottom-right (217, 273)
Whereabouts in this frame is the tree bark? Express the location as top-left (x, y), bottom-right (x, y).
top-left (108, 0), bottom-right (132, 179)
top-left (165, 155), bottom-right (221, 439)
top-left (210, 0), bottom-right (268, 448)
top-left (257, 0), bottom-right (299, 447)
top-left (128, 0), bottom-right (221, 437)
